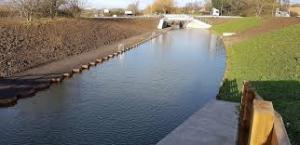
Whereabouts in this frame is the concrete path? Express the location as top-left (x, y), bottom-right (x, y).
top-left (157, 100), bottom-right (239, 145)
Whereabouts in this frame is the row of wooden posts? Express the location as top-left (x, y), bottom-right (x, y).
top-left (238, 81), bottom-right (291, 145)
top-left (50, 31), bottom-right (163, 84)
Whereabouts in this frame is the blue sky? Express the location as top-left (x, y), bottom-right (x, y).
top-left (85, 0), bottom-right (300, 9)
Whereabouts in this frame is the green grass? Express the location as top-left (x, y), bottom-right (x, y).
top-left (218, 24), bottom-right (300, 145)
top-left (212, 17), bottom-right (262, 34)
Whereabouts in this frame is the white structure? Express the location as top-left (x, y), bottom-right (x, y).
top-left (157, 19), bottom-right (166, 29)
top-left (275, 8), bottom-right (290, 17)
top-left (104, 9), bottom-right (110, 14)
top-left (212, 8), bottom-right (220, 16)
top-left (125, 10), bottom-right (134, 16)
top-left (186, 19), bottom-right (212, 29)
top-left (157, 14), bottom-right (211, 29)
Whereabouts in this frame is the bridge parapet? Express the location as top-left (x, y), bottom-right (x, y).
top-left (157, 14), bottom-right (211, 29)
top-left (164, 14), bottom-right (193, 22)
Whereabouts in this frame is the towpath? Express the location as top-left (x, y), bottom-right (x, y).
top-left (157, 100), bottom-right (239, 145)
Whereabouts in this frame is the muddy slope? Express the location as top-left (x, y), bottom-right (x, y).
top-left (0, 18), bottom-right (158, 77)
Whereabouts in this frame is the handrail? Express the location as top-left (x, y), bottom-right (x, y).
top-left (237, 81), bottom-right (291, 145)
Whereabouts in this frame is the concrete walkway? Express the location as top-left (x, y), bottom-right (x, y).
top-left (157, 100), bottom-right (239, 145)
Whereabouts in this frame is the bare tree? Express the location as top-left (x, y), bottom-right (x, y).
top-left (127, 0), bottom-right (139, 15)
top-left (11, 0), bottom-right (84, 20)
top-left (11, 0), bottom-right (41, 21)
top-left (185, 1), bottom-right (202, 14)
top-left (48, 0), bottom-right (67, 19)
top-left (254, 0), bottom-right (273, 16)
top-left (153, 0), bottom-right (174, 14)
top-left (64, 0), bottom-right (84, 17)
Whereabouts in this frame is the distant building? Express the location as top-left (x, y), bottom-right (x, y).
top-left (103, 9), bottom-right (110, 14)
top-left (125, 10), bottom-right (134, 16)
top-left (211, 8), bottom-right (220, 16)
top-left (275, 8), bottom-right (290, 17)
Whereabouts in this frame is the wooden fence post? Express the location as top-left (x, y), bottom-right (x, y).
top-left (238, 81), bottom-right (256, 145)
top-left (248, 99), bottom-right (275, 145)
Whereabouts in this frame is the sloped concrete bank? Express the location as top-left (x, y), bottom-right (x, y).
top-left (0, 28), bottom-right (171, 107)
top-left (157, 100), bottom-right (239, 145)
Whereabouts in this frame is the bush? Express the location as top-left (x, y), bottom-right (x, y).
top-left (290, 11), bottom-right (299, 17)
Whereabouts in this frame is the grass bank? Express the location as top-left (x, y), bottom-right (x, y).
top-left (212, 17), bottom-right (262, 34)
top-left (213, 19), bottom-right (300, 145)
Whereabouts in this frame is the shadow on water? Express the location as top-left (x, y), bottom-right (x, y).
top-left (0, 74), bottom-right (60, 107)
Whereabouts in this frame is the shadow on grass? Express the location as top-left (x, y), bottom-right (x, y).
top-left (217, 78), bottom-right (241, 102)
top-left (217, 79), bottom-right (300, 145)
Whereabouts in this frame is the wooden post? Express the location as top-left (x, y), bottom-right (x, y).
top-left (248, 100), bottom-right (275, 145)
top-left (271, 112), bottom-right (291, 145)
top-left (238, 81), bottom-right (256, 145)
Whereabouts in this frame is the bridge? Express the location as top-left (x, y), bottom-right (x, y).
top-left (157, 14), bottom-right (212, 29)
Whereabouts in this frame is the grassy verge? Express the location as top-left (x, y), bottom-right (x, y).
top-left (217, 24), bottom-right (300, 145)
top-left (212, 17), bottom-right (262, 34)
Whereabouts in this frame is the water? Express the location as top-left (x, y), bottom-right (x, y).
top-left (0, 29), bottom-right (226, 145)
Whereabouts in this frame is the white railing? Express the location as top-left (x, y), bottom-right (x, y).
top-left (164, 14), bottom-right (193, 21)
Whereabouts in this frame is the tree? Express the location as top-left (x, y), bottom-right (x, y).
top-left (152, 0), bottom-right (175, 14)
top-left (11, 0), bottom-right (41, 21)
top-left (11, 0), bottom-right (84, 20)
top-left (211, 0), bottom-right (231, 15)
top-left (48, 0), bottom-right (67, 19)
top-left (184, 1), bottom-right (202, 14)
top-left (127, 0), bottom-right (139, 15)
top-left (252, 0), bottom-right (274, 16)
top-left (64, 0), bottom-right (84, 17)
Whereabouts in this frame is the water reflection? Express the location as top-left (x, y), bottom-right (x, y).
top-left (0, 29), bottom-right (226, 145)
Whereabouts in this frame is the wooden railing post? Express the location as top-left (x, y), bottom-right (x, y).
top-left (248, 100), bottom-right (275, 145)
top-left (271, 112), bottom-right (291, 145)
top-left (238, 81), bottom-right (256, 145)
top-left (238, 81), bottom-right (291, 145)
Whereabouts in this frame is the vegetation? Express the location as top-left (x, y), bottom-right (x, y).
top-left (9, 0), bottom-right (84, 21)
top-left (216, 23), bottom-right (300, 145)
top-left (211, 0), bottom-right (290, 16)
top-left (127, 1), bottom-right (140, 15)
top-left (144, 0), bottom-right (175, 14)
top-left (212, 17), bottom-right (262, 34)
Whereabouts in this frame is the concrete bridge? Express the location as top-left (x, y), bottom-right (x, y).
top-left (157, 14), bottom-right (212, 29)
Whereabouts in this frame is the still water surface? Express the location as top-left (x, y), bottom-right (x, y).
top-left (0, 29), bottom-right (226, 145)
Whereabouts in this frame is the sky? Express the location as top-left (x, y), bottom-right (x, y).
top-left (85, 0), bottom-right (203, 9)
top-left (85, 0), bottom-right (300, 9)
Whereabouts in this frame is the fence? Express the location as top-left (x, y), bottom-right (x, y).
top-left (238, 81), bottom-right (291, 145)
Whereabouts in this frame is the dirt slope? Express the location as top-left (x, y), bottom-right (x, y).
top-left (0, 18), bottom-right (158, 77)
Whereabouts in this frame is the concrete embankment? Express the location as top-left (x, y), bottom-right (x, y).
top-left (157, 100), bottom-right (239, 145)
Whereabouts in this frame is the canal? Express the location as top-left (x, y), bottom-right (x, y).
top-left (0, 29), bottom-right (226, 145)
